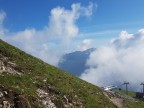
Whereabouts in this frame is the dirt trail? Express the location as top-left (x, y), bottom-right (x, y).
top-left (103, 92), bottom-right (127, 108)
top-left (110, 97), bottom-right (125, 108)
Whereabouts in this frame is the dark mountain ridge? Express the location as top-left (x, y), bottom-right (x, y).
top-left (58, 48), bottom-right (95, 76)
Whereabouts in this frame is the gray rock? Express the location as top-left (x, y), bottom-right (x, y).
top-left (0, 91), bottom-right (3, 98)
top-left (3, 101), bottom-right (11, 108)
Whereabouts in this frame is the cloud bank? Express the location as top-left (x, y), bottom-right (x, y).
top-left (80, 29), bottom-right (144, 91)
top-left (0, 2), bottom-right (95, 65)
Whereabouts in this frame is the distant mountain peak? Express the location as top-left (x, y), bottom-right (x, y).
top-left (58, 48), bottom-right (96, 76)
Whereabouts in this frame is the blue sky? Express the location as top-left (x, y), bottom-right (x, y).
top-left (0, 0), bottom-right (144, 65)
top-left (1, 0), bottom-right (144, 32)
top-left (0, 0), bottom-right (95, 31)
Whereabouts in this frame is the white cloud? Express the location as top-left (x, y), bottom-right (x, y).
top-left (77, 39), bottom-right (93, 51)
top-left (0, 10), bottom-right (6, 25)
top-left (119, 31), bottom-right (133, 40)
top-left (0, 2), bottom-right (95, 65)
top-left (71, 2), bottom-right (95, 17)
top-left (46, 2), bottom-right (95, 46)
top-left (0, 11), bottom-right (6, 37)
top-left (80, 29), bottom-right (144, 91)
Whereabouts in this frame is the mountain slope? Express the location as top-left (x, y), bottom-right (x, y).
top-left (0, 39), bottom-right (116, 108)
top-left (58, 48), bottom-right (95, 76)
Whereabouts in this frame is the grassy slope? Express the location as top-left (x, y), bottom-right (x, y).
top-left (0, 39), bottom-right (116, 108)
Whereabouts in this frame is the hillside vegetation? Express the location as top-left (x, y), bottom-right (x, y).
top-left (0, 39), bottom-right (116, 108)
top-left (114, 90), bottom-right (144, 108)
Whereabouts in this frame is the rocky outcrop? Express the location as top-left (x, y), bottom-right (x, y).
top-left (0, 57), bottom-right (21, 75)
top-left (0, 85), bottom-right (28, 108)
top-left (37, 88), bottom-right (56, 108)
top-left (36, 85), bottom-right (84, 108)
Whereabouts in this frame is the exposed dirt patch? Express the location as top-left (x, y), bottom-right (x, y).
top-left (103, 91), bottom-right (127, 108)
top-left (110, 97), bottom-right (125, 108)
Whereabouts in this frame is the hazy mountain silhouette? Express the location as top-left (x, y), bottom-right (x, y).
top-left (58, 48), bottom-right (95, 76)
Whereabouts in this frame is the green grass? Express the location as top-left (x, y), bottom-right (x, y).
top-left (114, 89), bottom-right (135, 97)
top-left (0, 39), bottom-right (116, 108)
top-left (114, 89), bottom-right (144, 108)
top-left (124, 99), bottom-right (144, 108)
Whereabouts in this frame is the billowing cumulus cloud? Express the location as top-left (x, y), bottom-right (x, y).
top-left (0, 2), bottom-right (95, 65)
top-left (80, 29), bottom-right (144, 91)
top-left (46, 2), bottom-right (95, 46)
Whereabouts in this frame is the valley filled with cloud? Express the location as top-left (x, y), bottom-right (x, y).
top-left (81, 30), bottom-right (144, 90)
